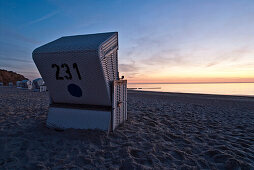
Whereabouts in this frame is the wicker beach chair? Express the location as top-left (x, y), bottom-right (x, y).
top-left (32, 78), bottom-right (44, 90)
top-left (33, 32), bottom-right (127, 131)
top-left (16, 81), bottom-right (21, 88)
top-left (8, 82), bottom-right (13, 86)
top-left (20, 80), bottom-right (29, 88)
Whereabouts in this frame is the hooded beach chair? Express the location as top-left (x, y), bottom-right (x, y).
top-left (39, 84), bottom-right (47, 92)
top-left (33, 32), bottom-right (127, 131)
top-left (20, 80), bottom-right (32, 89)
top-left (21, 80), bottom-right (29, 88)
top-left (16, 81), bottom-right (21, 88)
top-left (8, 82), bottom-right (13, 86)
top-left (32, 78), bottom-right (44, 90)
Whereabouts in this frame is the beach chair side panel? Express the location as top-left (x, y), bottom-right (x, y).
top-left (112, 80), bottom-right (127, 131)
top-left (100, 33), bottom-right (119, 94)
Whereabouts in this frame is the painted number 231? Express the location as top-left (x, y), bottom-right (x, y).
top-left (51, 63), bottom-right (81, 80)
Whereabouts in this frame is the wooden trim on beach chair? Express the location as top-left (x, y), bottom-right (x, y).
top-left (50, 103), bottom-right (112, 111)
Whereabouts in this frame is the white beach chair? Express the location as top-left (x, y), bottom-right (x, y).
top-left (8, 82), bottom-right (13, 87)
top-left (39, 85), bottom-right (47, 92)
top-left (32, 78), bottom-right (44, 91)
top-left (16, 81), bottom-right (21, 88)
top-left (27, 81), bottom-right (33, 90)
top-left (20, 80), bottom-right (32, 89)
top-left (33, 32), bottom-right (127, 131)
top-left (21, 80), bottom-right (28, 88)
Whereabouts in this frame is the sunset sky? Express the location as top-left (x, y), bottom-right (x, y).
top-left (0, 0), bottom-right (254, 83)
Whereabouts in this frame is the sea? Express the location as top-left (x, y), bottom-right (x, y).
top-left (127, 83), bottom-right (254, 96)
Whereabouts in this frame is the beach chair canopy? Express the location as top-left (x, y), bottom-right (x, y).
top-left (20, 80), bottom-right (29, 88)
top-left (16, 81), bottom-right (21, 86)
top-left (33, 32), bottom-right (119, 106)
top-left (32, 78), bottom-right (44, 89)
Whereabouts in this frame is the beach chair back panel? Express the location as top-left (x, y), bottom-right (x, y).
top-left (112, 80), bottom-right (127, 131)
top-left (33, 51), bottom-right (111, 106)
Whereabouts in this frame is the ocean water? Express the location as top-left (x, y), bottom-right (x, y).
top-left (127, 83), bottom-right (254, 96)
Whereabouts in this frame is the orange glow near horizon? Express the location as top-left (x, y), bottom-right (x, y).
top-left (119, 49), bottom-right (254, 83)
top-left (126, 73), bottom-right (254, 83)
top-left (127, 77), bottom-right (254, 84)
top-left (120, 61), bottom-right (254, 83)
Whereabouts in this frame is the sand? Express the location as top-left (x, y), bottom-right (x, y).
top-left (0, 87), bottom-right (254, 169)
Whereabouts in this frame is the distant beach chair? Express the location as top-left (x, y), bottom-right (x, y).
top-left (20, 80), bottom-right (28, 89)
top-left (8, 82), bottom-right (13, 87)
top-left (19, 80), bottom-right (32, 89)
top-left (27, 81), bottom-right (33, 90)
top-left (33, 32), bottom-right (127, 131)
top-left (16, 81), bottom-right (21, 88)
top-left (21, 80), bottom-right (28, 88)
top-left (32, 78), bottom-right (44, 91)
top-left (39, 85), bottom-right (47, 92)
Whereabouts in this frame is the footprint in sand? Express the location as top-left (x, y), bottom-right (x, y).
top-left (171, 150), bottom-right (185, 161)
top-left (129, 148), bottom-right (144, 159)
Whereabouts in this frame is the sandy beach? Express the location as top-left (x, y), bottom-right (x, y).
top-left (0, 87), bottom-right (254, 169)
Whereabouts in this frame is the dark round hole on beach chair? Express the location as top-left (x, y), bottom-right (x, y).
top-left (68, 83), bottom-right (82, 97)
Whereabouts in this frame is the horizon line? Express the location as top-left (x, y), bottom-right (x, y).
top-left (128, 82), bottom-right (254, 84)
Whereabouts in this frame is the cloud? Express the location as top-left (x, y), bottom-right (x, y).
top-left (21, 10), bottom-right (59, 27)
top-left (122, 33), bottom-right (191, 68)
top-left (138, 47), bottom-right (189, 68)
top-left (0, 27), bottom-right (39, 44)
top-left (18, 71), bottom-right (41, 79)
top-left (119, 60), bottom-right (141, 78)
top-left (119, 63), bottom-right (137, 72)
top-left (205, 46), bottom-right (254, 68)
top-left (0, 57), bottom-right (33, 63)
top-left (206, 61), bottom-right (219, 67)
top-left (143, 55), bottom-right (186, 66)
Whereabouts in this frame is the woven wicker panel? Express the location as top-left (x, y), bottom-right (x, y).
top-left (100, 33), bottom-right (119, 95)
top-left (112, 80), bottom-right (127, 130)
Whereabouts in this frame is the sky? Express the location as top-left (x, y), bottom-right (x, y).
top-left (0, 0), bottom-right (254, 83)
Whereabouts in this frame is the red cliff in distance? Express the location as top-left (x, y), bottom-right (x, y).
top-left (0, 69), bottom-right (28, 86)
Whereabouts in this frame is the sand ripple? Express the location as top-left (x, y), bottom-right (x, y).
top-left (0, 88), bottom-right (254, 169)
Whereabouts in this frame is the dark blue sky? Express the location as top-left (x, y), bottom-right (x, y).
top-left (1, 0), bottom-right (254, 82)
